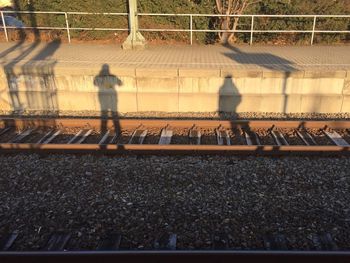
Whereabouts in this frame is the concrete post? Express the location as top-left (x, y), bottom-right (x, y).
top-left (122, 0), bottom-right (146, 50)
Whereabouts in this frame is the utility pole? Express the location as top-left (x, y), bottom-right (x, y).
top-left (122, 0), bottom-right (146, 50)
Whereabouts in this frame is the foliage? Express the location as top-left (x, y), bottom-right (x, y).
top-left (10, 0), bottom-right (350, 44)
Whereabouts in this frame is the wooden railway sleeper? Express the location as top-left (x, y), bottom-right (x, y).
top-left (154, 234), bottom-right (177, 250)
top-left (0, 230), bottom-right (342, 252)
top-left (99, 130), bottom-right (110, 145)
top-left (0, 127), bottom-right (11, 138)
top-left (159, 126), bottom-right (173, 145)
top-left (43, 232), bottom-right (71, 251)
top-left (296, 129), bottom-right (317, 146)
top-left (212, 233), bottom-right (229, 250)
top-left (129, 129), bottom-right (148, 144)
top-left (97, 233), bottom-right (121, 251)
top-left (244, 130), bottom-right (261, 146)
top-left (263, 234), bottom-right (288, 250)
top-left (216, 127), bottom-right (231, 146)
top-left (189, 125), bottom-right (201, 145)
top-left (67, 129), bottom-right (93, 144)
top-left (42, 130), bottom-right (62, 144)
top-left (9, 128), bottom-right (35, 143)
top-left (269, 126), bottom-right (289, 146)
top-left (322, 126), bottom-right (349, 146)
top-left (0, 232), bottom-right (18, 251)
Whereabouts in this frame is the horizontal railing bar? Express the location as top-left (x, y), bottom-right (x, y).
top-left (2, 26), bottom-right (348, 34)
top-left (253, 30), bottom-right (350, 33)
top-left (2, 11), bottom-right (349, 18)
top-left (140, 29), bottom-right (252, 33)
top-left (2, 11), bottom-right (66, 15)
top-left (1, 26), bottom-right (347, 34)
top-left (1, 26), bottom-right (128, 31)
top-left (193, 29), bottom-right (308, 33)
top-left (140, 29), bottom-right (350, 33)
top-left (69, 27), bottom-right (128, 31)
top-left (2, 11), bottom-right (128, 15)
top-left (66, 12), bottom-right (128, 15)
top-left (140, 29), bottom-right (192, 32)
top-left (138, 13), bottom-right (193, 17)
top-left (139, 13), bottom-right (350, 18)
top-left (314, 30), bottom-right (350, 33)
top-left (3, 26), bottom-right (67, 30)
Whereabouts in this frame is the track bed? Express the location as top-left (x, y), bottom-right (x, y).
top-left (0, 118), bottom-right (349, 155)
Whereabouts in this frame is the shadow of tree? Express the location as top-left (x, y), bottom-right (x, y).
top-left (4, 41), bottom-right (61, 115)
top-left (1, 0), bottom-right (61, 120)
top-left (23, 41), bottom-right (61, 113)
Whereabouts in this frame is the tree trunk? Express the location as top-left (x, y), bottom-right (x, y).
top-left (228, 17), bottom-right (239, 44)
top-left (216, 0), bottom-right (261, 44)
top-left (219, 16), bottom-right (231, 44)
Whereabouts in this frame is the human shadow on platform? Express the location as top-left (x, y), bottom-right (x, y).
top-left (218, 45), bottom-right (299, 148)
top-left (94, 64), bottom-right (123, 148)
top-left (222, 45), bottom-right (297, 115)
top-left (218, 75), bottom-right (241, 117)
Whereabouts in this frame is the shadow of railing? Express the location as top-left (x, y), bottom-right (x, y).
top-left (1, 0), bottom-right (61, 131)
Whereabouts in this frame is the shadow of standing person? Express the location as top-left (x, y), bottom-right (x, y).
top-left (218, 75), bottom-right (241, 118)
top-left (219, 75), bottom-right (246, 144)
top-left (222, 44), bottom-right (296, 114)
top-left (94, 64), bottom-right (123, 145)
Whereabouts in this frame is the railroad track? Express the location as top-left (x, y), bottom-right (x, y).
top-left (0, 118), bottom-right (350, 155)
top-left (1, 231), bottom-right (350, 263)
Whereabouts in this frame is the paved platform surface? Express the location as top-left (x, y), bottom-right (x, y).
top-left (0, 42), bottom-right (349, 72)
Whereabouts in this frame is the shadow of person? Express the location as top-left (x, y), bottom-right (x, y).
top-left (222, 44), bottom-right (297, 114)
top-left (219, 75), bottom-right (249, 145)
top-left (218, 75), bottom-right (241, 118)
top-left (94, 64), bottom-right (123, 144)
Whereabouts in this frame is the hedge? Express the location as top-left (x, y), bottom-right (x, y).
top-left (9, 0), bottom-right (350, 44)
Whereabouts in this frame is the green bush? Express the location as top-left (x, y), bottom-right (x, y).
top-left (10, 0), bottom-right (350, 44)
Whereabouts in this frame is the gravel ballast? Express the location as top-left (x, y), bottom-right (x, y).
top-left (0, 154), bottom-right (350, 250)
top-left (1, 110), bottom-right (350, 120)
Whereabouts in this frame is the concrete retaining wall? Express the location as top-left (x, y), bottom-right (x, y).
top-left (0, 65), bottom-right (349, 113)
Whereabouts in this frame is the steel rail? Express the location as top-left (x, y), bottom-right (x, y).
top-left (1, 250), bottom-right (350, 263)
top-left (0, 143), bottom-right (349, 155)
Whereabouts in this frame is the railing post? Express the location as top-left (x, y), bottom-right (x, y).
top-left (122, 0), bottom-right (146, 50)
top-left (64, 12), bottom-right (71, 43)
top-left (1, 11), bottom-right (9, 42)
top-left (311, 15), bottom-right (317, 45)
top-left (250, 15), bottom-right (254, 45)
top-left (190, 14), bottom-right (193, 45)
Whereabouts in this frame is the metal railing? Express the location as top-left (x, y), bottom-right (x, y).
top-left (139, 14), bottom-right (350, 45)
top-left (0, 11), bottom-right (129, 43)
top-left (0, 11), bottom-right (349, 45)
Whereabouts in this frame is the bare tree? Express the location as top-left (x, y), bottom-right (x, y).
top-left (215, 0), bottom-right (260, 44)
